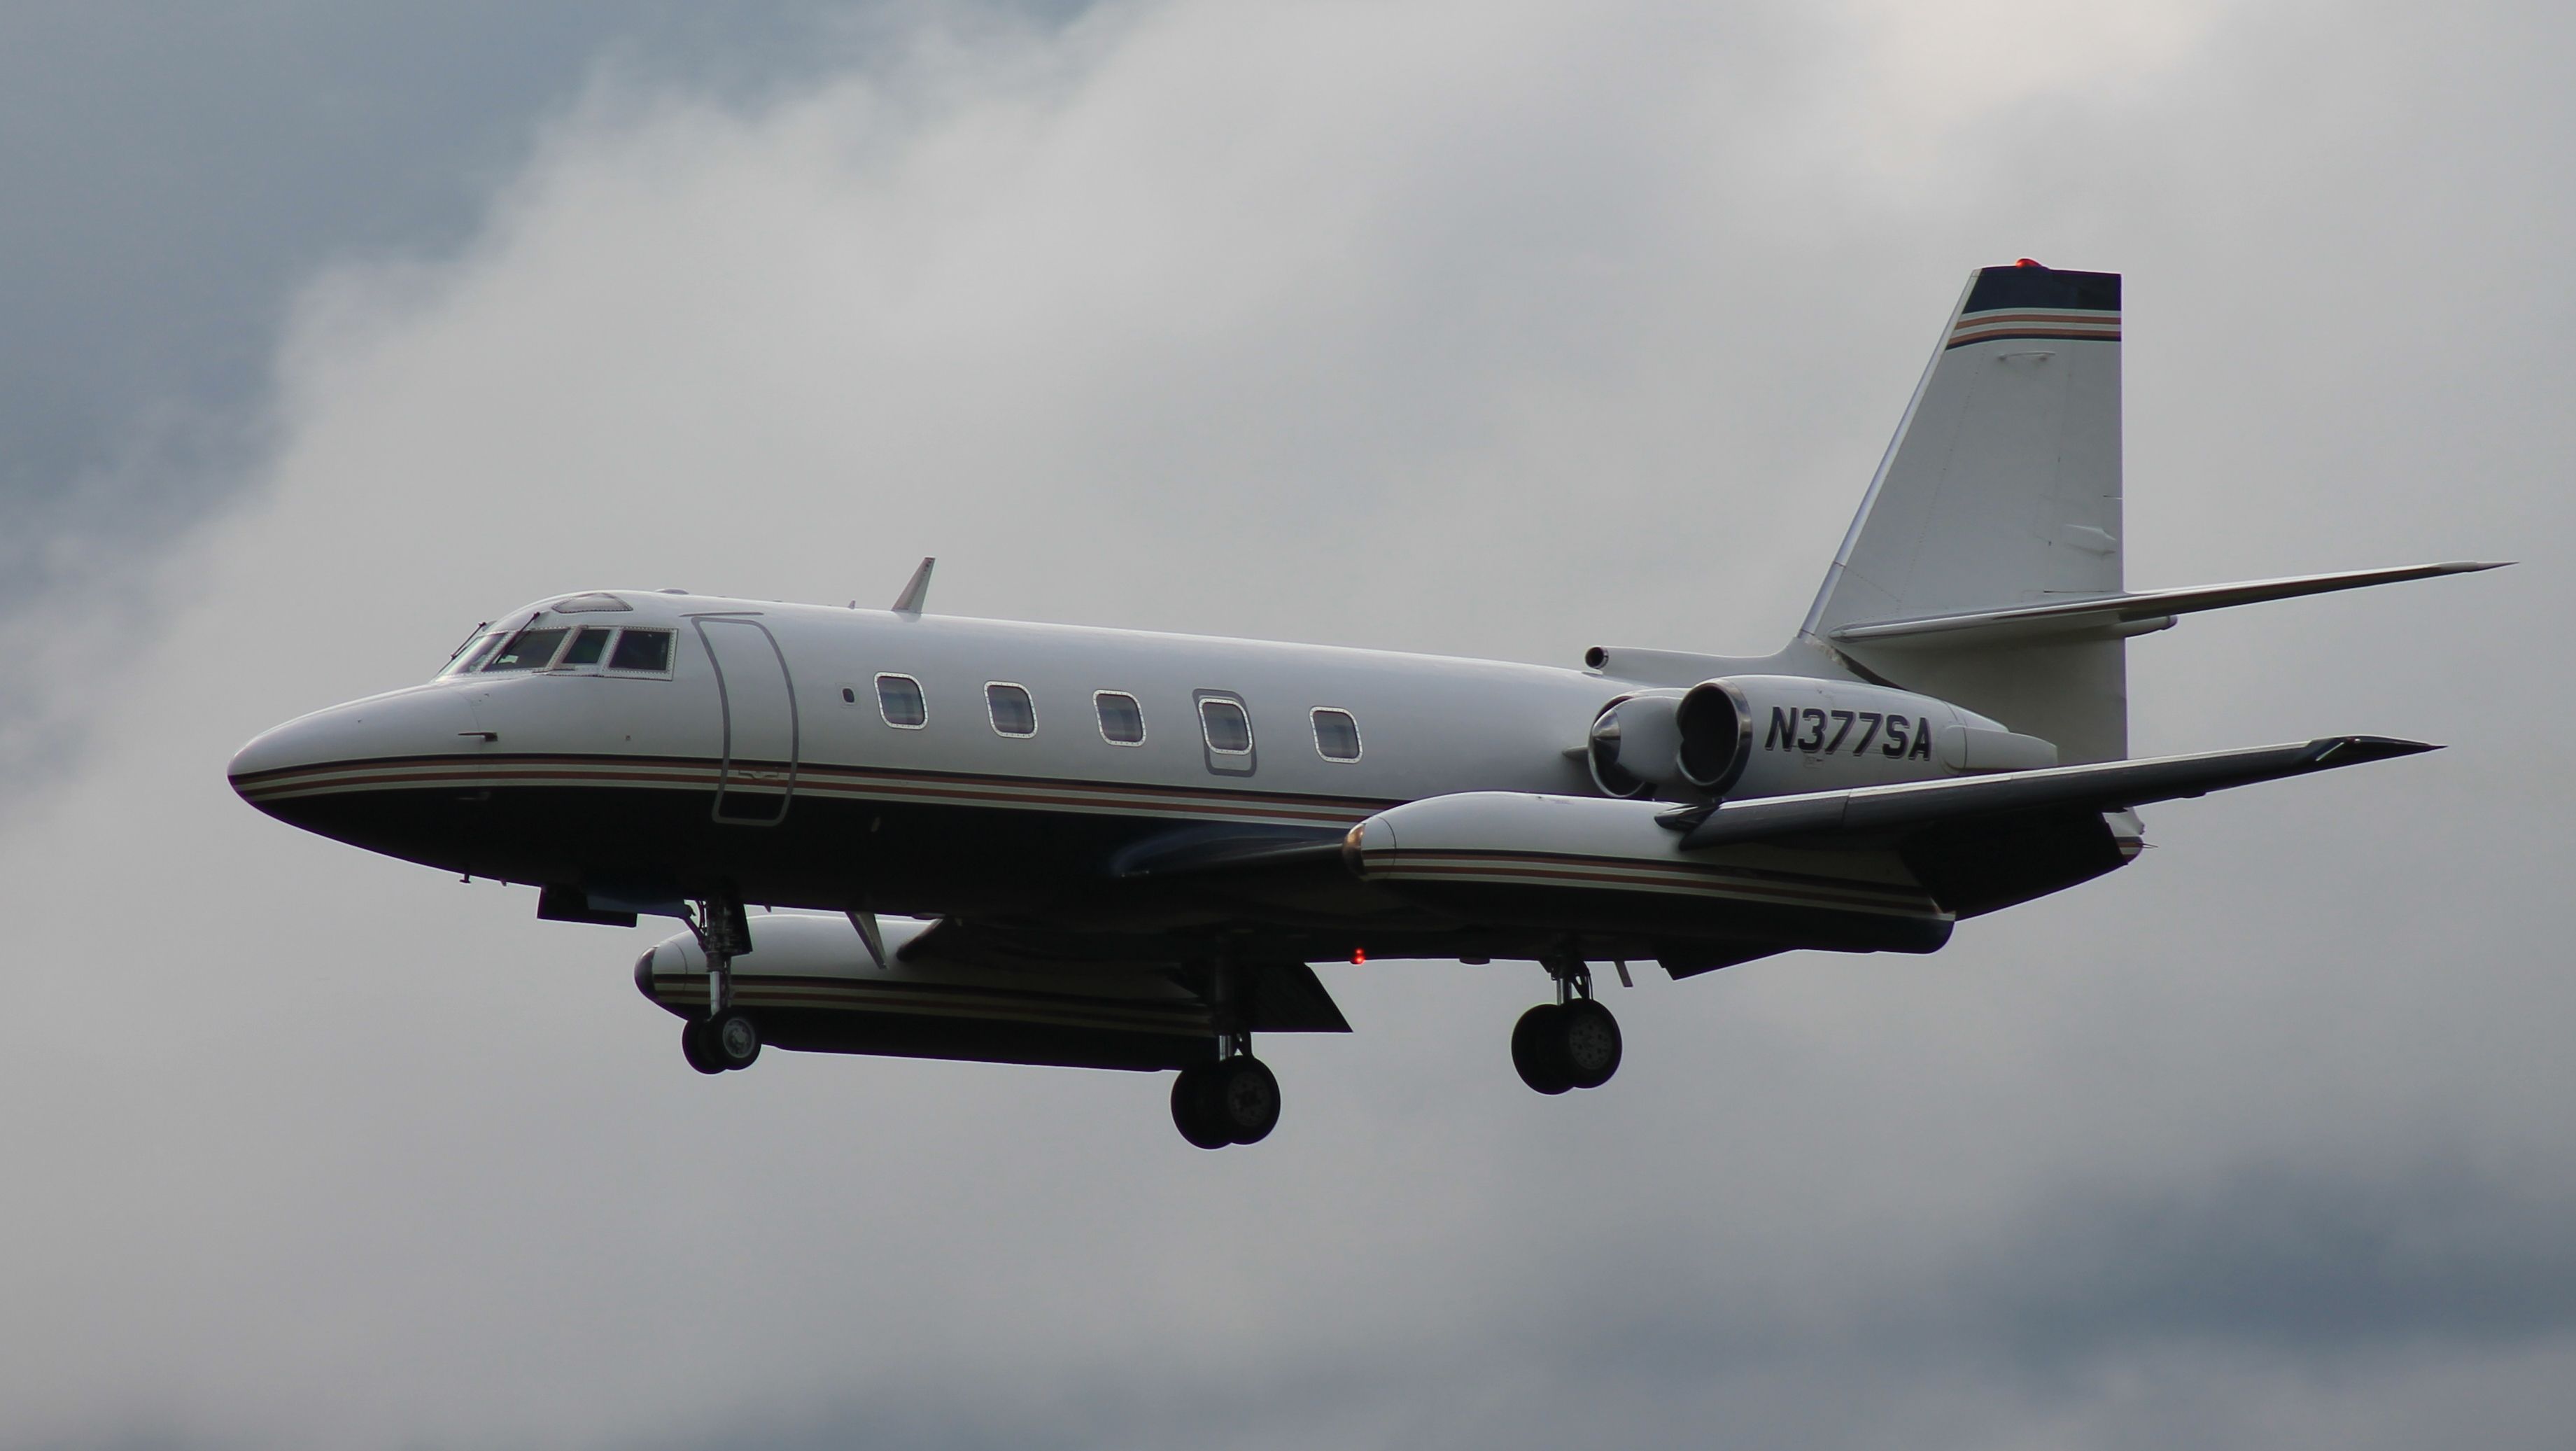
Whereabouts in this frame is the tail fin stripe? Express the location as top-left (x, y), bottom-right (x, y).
top-left (1948, 311), bottom-right (2121, 348)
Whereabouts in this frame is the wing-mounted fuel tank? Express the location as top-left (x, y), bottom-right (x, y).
top-left (1584, 675), bottom-right (2057, 801)
top-left (635, 913), bottom-right (1347, 1072)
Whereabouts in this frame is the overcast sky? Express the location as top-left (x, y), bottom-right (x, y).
top-left (3, 1), bottom-right (2573, 1448)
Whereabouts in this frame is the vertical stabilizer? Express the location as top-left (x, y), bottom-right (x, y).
top-left (1802, 263), bottom-right (2128, 762)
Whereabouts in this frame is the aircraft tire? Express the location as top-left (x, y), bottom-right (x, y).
top-left (1558, 999), bottom-right (1623, 1090)
top-left (1512, 1005), bottom-right (1575, 1095)
top-left (708, 1010), bottom-right (762, 1071)
top-left (1211, 1057), bottom-right (1282, 1145)
top-left (680, 1020), bottom-right (724, 1075)
top-left (1171, 1066), bottom-right (1232, 1149)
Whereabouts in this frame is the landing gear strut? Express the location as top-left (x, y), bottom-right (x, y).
top-left (1171, 960), bottom-right (1281, 1148)
top-left (681, 891), bottom-right (761, 1074)
top-left (1512, 955), bottom-right (1621, 1095)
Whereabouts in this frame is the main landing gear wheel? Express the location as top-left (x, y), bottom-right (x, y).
top-left (1556, 998), bottom-right (1622, 1088)
top-left (1171, 1056), bottom-right (1282, 1149)
top-left (1512, 999), bottom-right (1623, 1095)
top-left (1512, 1005), bottom-right (1574, 1095)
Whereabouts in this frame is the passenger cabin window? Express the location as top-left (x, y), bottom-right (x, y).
top-left (559, 627), bottom-right (613, 667)
top-left (1095, 692), bottom-right (1146, 745)
top-left (607, 629), bottom-right (674, 673)
top-left (483, 627), bottom-right (569, 671)
top-left (878, 674), bottom-right (928, 728)
top-left (1199, 699), bottom-right (1253, 755)
top-left (987, 683), bottom-right (1036, 737)
top-left (1311, 708), bottom-right (1362, 762)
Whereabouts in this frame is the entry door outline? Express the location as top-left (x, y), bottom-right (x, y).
top-left (694, 616), bottom-right (800, 825)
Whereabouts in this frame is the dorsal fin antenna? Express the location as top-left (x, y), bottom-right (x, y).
top-left (891, 556), bottom-right (935, 617)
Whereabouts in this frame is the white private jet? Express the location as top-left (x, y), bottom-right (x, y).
top-left (230, 262), bottom-right (2498, 1148)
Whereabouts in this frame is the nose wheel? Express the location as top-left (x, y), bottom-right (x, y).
top-left (1512, 957), bottom-right (1622, 1094)
top-left (682, 1010), bottom-right (762, 1074)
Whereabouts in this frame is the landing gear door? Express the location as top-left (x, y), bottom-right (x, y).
top-left (695, 617), bottom-right (798, 825)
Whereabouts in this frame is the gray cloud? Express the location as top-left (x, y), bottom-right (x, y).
top-left (3, 1), bottom-right (2574, 1448)
top-left (0, 1), bottom-right (1072, 786)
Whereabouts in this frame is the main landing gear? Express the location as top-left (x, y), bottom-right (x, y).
top-left (1171, 1035), bottom-right (1281, 1149)
top-left (1512, 956), bottom-right (1622, 1095)
top-left (680, 892), bottom-right (761, 1075)
top-left (1170, 958), bottom-right (1281, 1149)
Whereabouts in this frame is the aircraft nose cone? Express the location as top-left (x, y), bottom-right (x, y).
top-left (227, 688), bottom-right (476, 824)
top-left (227, 717), bottom-right (317, 789)
top-left (227, 715), bottom-right (334, 818)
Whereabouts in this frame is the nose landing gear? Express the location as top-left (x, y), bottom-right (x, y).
top-left (1512, 956), bottom-right (1622, 1095)
top-left (680, 891), bottom-right (761, 1074)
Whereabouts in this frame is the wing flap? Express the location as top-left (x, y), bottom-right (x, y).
top-left (1676, 735), bottom-right (2435, 850)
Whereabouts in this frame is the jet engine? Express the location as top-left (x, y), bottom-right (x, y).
top-left (1586, 675), bottom-right (2057, 801)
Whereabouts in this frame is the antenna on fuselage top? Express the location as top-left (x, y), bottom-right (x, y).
top-left (891, 556), bottom-right (935, 617)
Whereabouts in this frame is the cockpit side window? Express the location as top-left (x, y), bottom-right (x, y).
top-left (483, 627), bottom-right (570, 671)
top-left (560, 627), bottom-right (614, 668)
top-left (444, 634), bottom-right (503, 677)
top-left (608, 629), bottom-right (675, 673)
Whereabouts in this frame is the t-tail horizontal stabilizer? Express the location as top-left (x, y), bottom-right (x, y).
top-left (1674, 734), bottom-right (2434, 849)
top-left (1831, 561), bottom-right (2510, 650)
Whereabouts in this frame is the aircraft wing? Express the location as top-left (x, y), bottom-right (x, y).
top-left (1671, 735), bottom-right (2433, 850)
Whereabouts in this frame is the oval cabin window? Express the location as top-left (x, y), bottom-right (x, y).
top-left (987, 683), bottom-right (1036, 737)
top-left (1095, 692), bottom-right (1146, 745)
top-left (1311, 708), bottom-right (1362, 762)
top-left (1200, 699), bottom-right (1253, 755)
top-left (877, 674), bottom-right (927, 729)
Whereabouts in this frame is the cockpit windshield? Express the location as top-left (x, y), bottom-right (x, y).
top-left (482, 627), bottom-right (570, 671)
top-left (436, 615), bottom-right (679, 680)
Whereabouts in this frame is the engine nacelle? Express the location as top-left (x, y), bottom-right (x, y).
top-left (1586, 675), bottom-right (2056, 801)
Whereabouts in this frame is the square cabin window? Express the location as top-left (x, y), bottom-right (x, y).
top-left (877, 674), bottom-right (928, 729)
top-left (1095, 691), bottom-right (1146, 745)
top-left (1199, 699), bottom-right (1252, 755)
top-left (607, 629), bottom-right (673, 672)
top-left (986, 683), bottom-right (1036, 737)
top-left (1311, 708), bottom-right (1362, 762)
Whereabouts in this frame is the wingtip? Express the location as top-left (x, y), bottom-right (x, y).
top-left (2314, 735), bottom-right (2442, 765)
